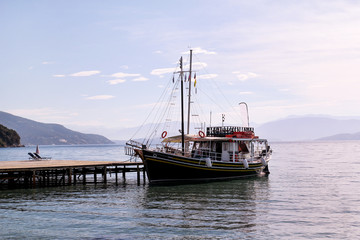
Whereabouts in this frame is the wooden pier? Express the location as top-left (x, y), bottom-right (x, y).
top-left (0, 160), bottom-right (145, 189)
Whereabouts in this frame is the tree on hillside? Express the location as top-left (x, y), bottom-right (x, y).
top-left (0, 124), bottom-right (21, 147)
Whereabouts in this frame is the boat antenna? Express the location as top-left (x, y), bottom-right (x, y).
top-left (180, 56), bottom-right (185, 155)
top-left (187, 49), bottom-right (193, 134)
top-left (239, 102), bottom-right (250, 127)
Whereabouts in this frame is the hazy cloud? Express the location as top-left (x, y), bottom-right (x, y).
top-left (70, 71), bottom-right (101, 77)
top-left (191, 62), bottom-right (208, 71)
top-left (239, 91), bottom-right (254, 95)
top-left (86, 95), bottom-right (115, 100)
top-left (182, 47), bottom-right (217, 55)
top-left (133, 77), bottom-right (149, 82)
top-left (53, 74), bottom-right (65, 78)
top-left (197, 74), bottom-right (218, 79)
top-left (151, 68), bottom-right (174, 76)
top-left (233, 72), bottom-right (258, 81)
top-left (107, 79), bottom-right (126, 85)
top-left (8, 108), bottom-right (78, 122)
top-left (111, 72), bottom-right (141, 78)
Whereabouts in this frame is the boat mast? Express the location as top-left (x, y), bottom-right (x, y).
top-left (180, 56), bottom-right (185, 155)
top-left (187, 49), bottom-right (193, 134)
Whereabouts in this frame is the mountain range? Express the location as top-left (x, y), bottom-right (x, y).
top-left (112, 115), bottom-right (360, 142)
top-left (0, 111), bottom-right (114, 145)
top-left (255, 115), bottom-right (360, 141)
top-left (2, 110), bottom-right (360, 145)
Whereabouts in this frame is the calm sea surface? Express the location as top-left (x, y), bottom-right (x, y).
top-left (0, 141), bottom-right (360, 239)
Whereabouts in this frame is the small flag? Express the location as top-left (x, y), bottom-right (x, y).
top-left (188, 73), bottom-right (191, 81)
top-left (194, 73), bottom-right (197, 87)
top-left (184, 74), bottom-right (187, 82)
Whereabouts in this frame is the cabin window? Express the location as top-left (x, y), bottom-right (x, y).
top-left (215, 142), bottom-right (222, 153)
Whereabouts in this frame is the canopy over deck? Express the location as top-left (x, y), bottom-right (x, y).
top-left (162, 134), bottom-right (268, 143)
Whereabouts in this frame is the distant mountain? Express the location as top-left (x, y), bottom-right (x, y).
top-left (0, 124), bottom-right (22, 147)
top-left (256, 116), bottom-right (360, 141)
top-left (0, 111), bottom-right (114, 145)
top-left (317, 132), bottom-right (360, 141)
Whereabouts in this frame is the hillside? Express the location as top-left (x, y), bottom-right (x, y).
top-left (0, 111), bottom-right (114, 145)
top-left (0, 124), bottom-right (22, 147)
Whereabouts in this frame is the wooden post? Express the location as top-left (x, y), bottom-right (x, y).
top-left (103, 166), bottom-right (107, 184)
top-left (143, 166), bottom-right (146, 184)
top-left (32, 170), bottom-right (36, 188)
top-left (40, 171), bottom-right (44, 186)
top-left (137, 164), bottom-right (140, 186)
top-left (73, 169), bottom-right (77, 184)
top-left (94, 167), bottom-right (97, 184)
top-left (67, 168), bottom-right (72, 185)
top-left (8, 172), bottom-right (14, 188)
top-left (24, 171), bottom-right (29, 187)
top-left (47, 170), bottom-right (50, 186)
top-left (55, 170), bottom-right (58, 186)
top-left (115, 165), bottom-right (118, 186)
top-left (122, 166), bottom-right (126, 183)
top-left (82, 168), bottom-right (86, 185)
top-left (62, 169), bottom-right (66, 185)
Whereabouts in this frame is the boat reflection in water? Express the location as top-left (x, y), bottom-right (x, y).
top-left (140, 177), bottom-right (270, 237)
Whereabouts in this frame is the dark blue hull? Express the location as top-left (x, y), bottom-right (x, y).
top-left (141, 149), bottom-right (266, 184)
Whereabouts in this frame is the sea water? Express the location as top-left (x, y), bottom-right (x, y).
top-left (0, 141), bottom-right (360, 239)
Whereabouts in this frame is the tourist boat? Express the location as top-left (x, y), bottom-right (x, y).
top-left (125, 50), bottom-right (272, 184)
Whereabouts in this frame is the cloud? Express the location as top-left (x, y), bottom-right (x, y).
top-left (239, 91), bottom-right (253, 95)
top-left (279, 88), bottom-right (290, 92)
top-left (150, 67), bottom-right (175, 76)
top-left (53, 74), bottom-right (65, 78)
top-left (42, 61), bottom-right (54, 65)
top-left (86, 95), bottom-right (115, 100)
top-left (111, 72), bottom-right (141, 78)
top-left (182, 47), bottom-right (217, 55)
top-left (70, 70), bottom-right (101, 77)
top-left (107, 79), bottom-right (126, 85)
top-left (232, 72), bottom-right (258, 81)
top-left (133, 77), bottom-right (149, 82)
top-left (197, 74), bottom-right (218, 79)
top-left (191, 62), bottom-right (208, 71)
top-left (8, 108), bottom-right (78, 122)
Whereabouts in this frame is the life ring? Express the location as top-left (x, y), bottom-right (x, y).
top-left (199, 131), bottom-right (205, 138)
top-left (161, 131), bottom-right (167, 138)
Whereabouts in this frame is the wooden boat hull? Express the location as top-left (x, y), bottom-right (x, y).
top-left (140, 149), bottom-right (268, 184)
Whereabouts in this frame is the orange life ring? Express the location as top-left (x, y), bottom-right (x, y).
top-left (199, 131), bottom-right (205, 138)
top-left (161, 131), bottom-right (167, 138)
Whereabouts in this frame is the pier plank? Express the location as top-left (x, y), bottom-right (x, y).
top-left (0, 160), bottom-right (142, 172)
top-left (0, 160), bottom-right (145, 189)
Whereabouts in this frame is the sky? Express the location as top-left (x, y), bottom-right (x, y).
top-left (1, 0), bottom-right (360, 140)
